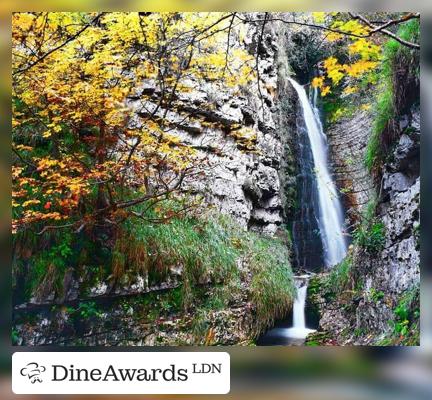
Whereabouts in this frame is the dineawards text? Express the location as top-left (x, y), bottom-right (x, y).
top-left (52, 364), bottom-right (189, 382)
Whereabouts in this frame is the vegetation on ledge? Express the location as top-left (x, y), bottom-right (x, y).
top-left (365, 19), bottom-right (420, 174)
top-left (12, 12), bottom-right (420, 346)
top-left (13, 208), bottom-right (296, 345)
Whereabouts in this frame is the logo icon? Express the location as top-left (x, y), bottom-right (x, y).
top-left (20, 362), bottom-right (46, 383)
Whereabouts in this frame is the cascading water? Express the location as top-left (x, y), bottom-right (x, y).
top-left (284, 278), bottom-right (315, 339)
top-left (257, 277), bottom-right (315, 345)
top-left (289, 78), bottom-right (348, 268)
top-left (258, 78), bottom-right (348, 345)
top-left (291, 88), bottom-right (324, 271)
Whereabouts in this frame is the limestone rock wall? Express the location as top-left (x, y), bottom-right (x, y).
top-left (327, 111), bottom-right (375, 223)
top-left (354, 109), bottom-right (420, 336)
top-left (160, 20), bottom-right (289, 235)
top-left (13, 18), bottom-right (300, 346)
top-left (314, 107), bottom-right (420, 344)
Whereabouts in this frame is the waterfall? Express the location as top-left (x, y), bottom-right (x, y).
top-left (293, 282), bottom-right (308, 329)
top-left (257, 78), bottom-right (349, 345)
top-left (288, 78), bottom-right (348, 268)
top-left (284, 278), bottom-right (315, 339)
top-left (257, 277), bottom-right (315, 344)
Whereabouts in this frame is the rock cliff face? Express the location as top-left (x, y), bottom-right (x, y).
top-left (175, 20), bottom-right (299, 236)
top-left (13, 19), bottom-right (300, 345)
top-left (354, 109), bottom-right (420, 337)
top-left (311, 107), bottom-right (420, 345)
top-left (163, 22), bottom-right (290, 236)
top-left (327, 111), bottom-right (374, 223)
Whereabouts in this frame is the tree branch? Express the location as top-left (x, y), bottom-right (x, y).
top-left (237, 13), bottom-right (420, 50)
top-left (349, 12), bottom-right (420, 49)
top-left (13, 13), bottom-right (105, 75)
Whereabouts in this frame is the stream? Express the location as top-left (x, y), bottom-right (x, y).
top-left (257, 78), bottom-right (348, 346)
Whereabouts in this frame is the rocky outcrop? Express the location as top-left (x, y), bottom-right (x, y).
top-left (327, 111), bottom-right (375, 222)
top-left (354, 109), bottom-right (420, 336)
top-left (13, 17), bottom-right (300, 345)
top-left (13, 272), bottom-right (256, 346)
top-left (166, 21), bottom-right (289, 235)
top-left (311, 108), bottom-right (420, 345)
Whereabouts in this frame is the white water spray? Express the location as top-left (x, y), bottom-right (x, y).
top-left (258, 79), bottom-right (349, 345)
top-left (288, 78), bottom-right (348, 267)
top-left (284, 278), bottom-right (315, 339)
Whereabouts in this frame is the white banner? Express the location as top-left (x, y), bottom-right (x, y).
top-left (12, 352), bottom-right (230, 394)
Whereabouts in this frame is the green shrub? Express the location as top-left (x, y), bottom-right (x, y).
top-left (326, 256), bottom-right (352, 293)
top-left (369, 287), bottom-right (385, 302)
top-left (248, 235), bottom-right (296, 332)
top-left (11, 328), bottom-right (19, 345)
top-left (353, 221), bottom-right (385, 253)
top-left (376, 285), bottom-right (420, 345)
top-left (354, 327), bottom-right (366, 338)
top-left (353, 198), bottom-right (385, 253)
top-left (24, 232), bottom-right (73, 299)
top-left (365, 86), bottom-right (394, 171)
top-left (76, 301), bottom-right (102, 319)
top-left (365, 19), bottom-right (419, 172)
top-left (393, 286), bottom-right (419, 337)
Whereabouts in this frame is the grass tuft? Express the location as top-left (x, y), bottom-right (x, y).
top-left (248, 234), bottom-right (296, 332)
top-left (365, 19), bottom-right (419, 173)
top-left (326, 256), bottom-right (353, 293)
top-left (119, 204), bottom-right (296, 331)
top-left (352, 197), bottom-right (386, 253)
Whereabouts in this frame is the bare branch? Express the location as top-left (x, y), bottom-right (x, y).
top-left (222, 13), bottom-right (236, 76)
top-left (349, 13), bottom-right (420, 49)
top-left (37, 223), bottom-right (75, 235)
top-left (237, 13), bottom-right (420, 50)
top-left (368, 12), bottom-right (420, 33)
top-left (14, 13), bottom-right (105, 75)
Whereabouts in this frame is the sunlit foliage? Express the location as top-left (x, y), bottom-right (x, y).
top-left (311, 13), bottom-right (382, 96)
top-left (12, 12), bottom-right (255, 234)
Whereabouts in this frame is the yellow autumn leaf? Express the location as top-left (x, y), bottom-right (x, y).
top-left (312, 12), bottom-right (326, 24)
top-left (327, 32), bottom-right (343, 42)
top-left (344, 60), bottom-right (378, 77)
top-left (22, 199), bottom-right (41, 207)
top-left (321, 86), bottom-right (331, 96)
top-left (343, 86), bottom-right (358, 95)
top-left (312, 76), bottom-right (324, 89)
top-left (15, 144), bottom-right (33, 151)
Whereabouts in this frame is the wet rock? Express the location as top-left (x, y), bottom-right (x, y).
top-left (319, 105), bottom-right (420, 345)
top-left (391, 132), bottom-right (420, 174)
top-left (327, 111), bottom-right (374, 216)
top-left (383, 171), bottom-right (414, 195)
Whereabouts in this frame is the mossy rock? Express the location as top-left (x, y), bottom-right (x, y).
top-left (305, 330), bottom-right (332, 346)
